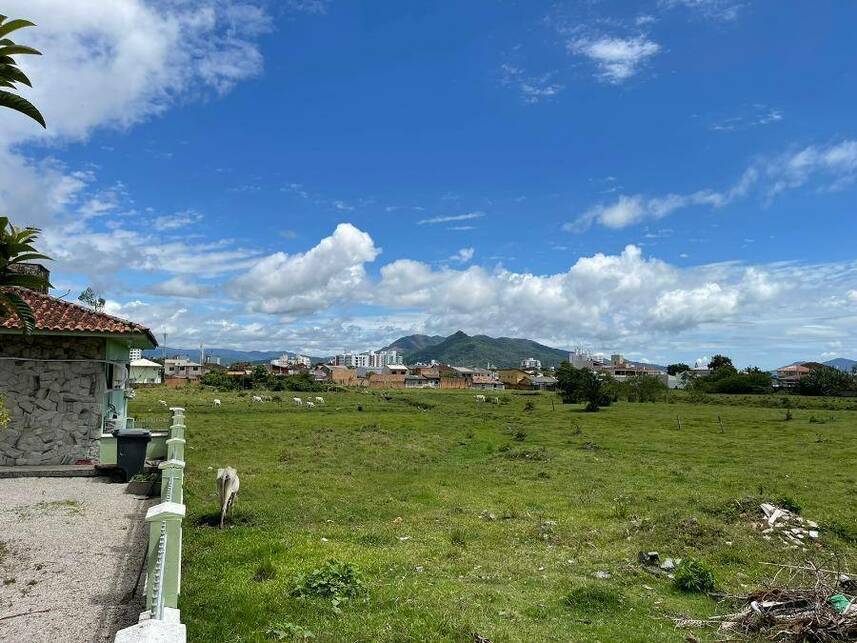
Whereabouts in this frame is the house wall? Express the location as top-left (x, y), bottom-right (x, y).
top-left (0, 335), bottom-right (107, 466)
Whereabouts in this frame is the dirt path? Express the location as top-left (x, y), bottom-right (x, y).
top-left (0, 477), bottom-right (151, 642)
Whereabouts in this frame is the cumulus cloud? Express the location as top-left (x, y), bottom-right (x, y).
top-left (449, 248), bottom-right (475, 263)
top-left (229, 223), bottom-right (381, 314)
top-left (148, 275), bottom-right (212, 298)
top-left (568, 35), bottom-right (661, 84)
top-left (569, 140), bottom-right (857, 231)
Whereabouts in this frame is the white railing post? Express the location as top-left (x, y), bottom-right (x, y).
top-left (144, 502), bottom-right (185, 610)
top-left (159, 459), bottom-right (185, 504)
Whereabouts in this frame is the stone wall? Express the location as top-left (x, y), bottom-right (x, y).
top-left (0, 336), bottom-right (106, 466)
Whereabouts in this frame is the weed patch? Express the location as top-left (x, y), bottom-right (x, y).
top-left (291, 560), bottom-right (365, 613)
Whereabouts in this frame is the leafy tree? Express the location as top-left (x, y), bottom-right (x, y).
top-left (709, 371), bottom-right (772, 394)
top-left (667, 363), bottom-right (690, 376)
top-left (0, 16), bottom-right (45, 127)
top-left (555, 362), bottom-right (586, 403)
top-left (796, 366), bottom-right (855, 397)
top-left (624, 374), bottom-right (668, 402)
top-left (708, 354), bottom-right (735, 372)
top-left (78, 287), bottom-right (105, 311)
top-left (581, 369), bottom-right (611, 411)
top-left (0, 218), bottom-right (52, 333)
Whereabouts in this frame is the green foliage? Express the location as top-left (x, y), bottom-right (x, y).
top-left (708, 354), bottom-right (734, 372)
top-left (201, 368), bottom-right (326, 392)
top-left (291, 560), bottom-right (365, 612)
top-left (0, 394), bottom-right (9, 429)
top-left (563, 584), bottom-right (624, 613)
top-left (0, 17), bottom-right (45, 128)
top-left (673, 557), bottom-right (716, 593)
top-left (0, 217), bottom-right (52, 333)
top-left (78, 287), bottom-right (105, 311)
top-left (708, 371), bottom-right (772, 394)
top-left (667, 363), bottom-right (690, 376)
top-left (796, 366), bottom-right (855, 396)
top-left (405, 330), bottom-right (568, 367)
top-left (254, 558), bottom-right (277, 582)
top-left (555, 362), bottom-right (611, 411)
top-left (622, 374), bottom-right (668, 402)
top-left (266, 622), bottom-right (316, 640)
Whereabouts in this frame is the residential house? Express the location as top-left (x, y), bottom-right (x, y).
top-left (497, 368), bottom-right (532, 389)
top-left (0, 281), bottom-right (157, 466)
top-left (436, 365), bottom-right (471, 389)
top-left (404, 374), bottom-right (433, 388)
top-left (410, 366), bottom-right (440, 388)
top-left (471, 374), bottom-right (505, 390)
top-left (530, 375), bottom-right (558, 390)
top-left (366, 372), bottom-right (405, 389)
top-left (318, 364), bottom-right (358, 386)
top-left (164, 358), bottom-right (204, 380)
top-left (129, 358), bottom-right (163, 384)
top-left (597, 354), bottom-right (664, 381)
top-left (521, 357), bottom-right (541, 369)
top-left (775, 364), bottom-right (811, 388)
top-left (384, 364), bottom-right (409, 375)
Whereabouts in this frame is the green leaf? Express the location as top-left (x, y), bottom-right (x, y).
top-left (0, 290), bottom-right (36, 334)
top-left (0, 65), bottom-right (31, 87)
top-left (7, 252), bottom-right (51, 264)
top-left (0, 44), bottom-right (41, 57)
top-left (0, 90), bottom-right (45, 127)
top-left (0, 19), bottom-right (36, 40)
top-left (1, 273), bottom-right (50, 291)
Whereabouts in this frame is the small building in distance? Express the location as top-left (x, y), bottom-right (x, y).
top-left (471, 374), bottom-right (505, 390)
top-left (497, 368), bottom-right (532, 389)
top-left (521, 357), bottom-right (541, 369)
top-left (164, 358), bottom-right (204, 380)
top-left (129, 358), bottom-right (163, 384)
top-left (530, 375), bottom-right (558, 390)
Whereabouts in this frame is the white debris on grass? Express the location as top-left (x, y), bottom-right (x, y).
top-left (756, 503), bottom-right (820, 549)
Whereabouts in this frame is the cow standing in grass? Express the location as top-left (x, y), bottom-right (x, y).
top-left (216, 467), bottom-right (240, 529)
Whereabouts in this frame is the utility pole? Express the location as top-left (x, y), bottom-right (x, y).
top-left (163, 331), bottom-right (167, 363)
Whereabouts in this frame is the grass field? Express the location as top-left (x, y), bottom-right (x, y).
top-left (130, 387), bottom-right (857, 642)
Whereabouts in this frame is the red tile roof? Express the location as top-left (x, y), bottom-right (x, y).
top-left (0, 287), bottom-right (158, 347)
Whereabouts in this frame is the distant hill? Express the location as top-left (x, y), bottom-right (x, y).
top-left (823, 358), bottom-right (856, 372)
top-left (398, 331), bottom-right (570, 368)
top-left (381, 334), bottom-right (446, 353)
top-left (142, 347), bottom-right (327, 366)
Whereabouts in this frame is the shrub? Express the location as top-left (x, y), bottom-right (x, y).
top-left (563, 584), bottom-right (623, 613)
top-left (291, 560), bottom-right (364, 612)
top-left (674, 558), bottom-right (715, 593)
top-left (523, 400), bottom-right (536, 412)
top-left (254, 558), bottom-right (277, 582)
top-left (266, 622), bottom-right (315, 640)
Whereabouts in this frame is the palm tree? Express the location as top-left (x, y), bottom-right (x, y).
top-left (0, 217), bottom-right (52, 333)
top-left (0, 15), bottom-right (45, 127)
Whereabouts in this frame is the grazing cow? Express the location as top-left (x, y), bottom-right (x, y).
top-left (492, 397), bottom-right (500, 405)
top-left (306, 401), bottom-right (315, 408)
top-left (292, 397), bottom-right (302, 406)
top-left (314, 396), bottom-right (325, 404)
top-left (216, 467), bottom-right (240, 529)
top-left (475, 395), bottom-right (486, 402)
top-left (214, 399), bottom-right (222, 408)
top-left (251, 395), bottom-right (263, 403)
top-left (159, 400), bottom-right (168, 407)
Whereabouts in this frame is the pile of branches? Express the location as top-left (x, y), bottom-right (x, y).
top-left (675, 562), bottom-right (857, 641)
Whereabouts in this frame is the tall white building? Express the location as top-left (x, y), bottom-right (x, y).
top-left (521, 357), bottom-right (541, 369)
top-left (129, 348), bottom-right (142, 361)
top-left (569, 350), bottom-right (595, 369)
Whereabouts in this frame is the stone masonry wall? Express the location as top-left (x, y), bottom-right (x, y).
top-left (0, 336), bottom-right (106, 466)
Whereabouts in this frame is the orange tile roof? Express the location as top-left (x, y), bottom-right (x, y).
top-left (0, 287), bottom-right (157, 347)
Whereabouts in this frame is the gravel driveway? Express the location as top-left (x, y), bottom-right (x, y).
top-left (0, 477), bottom-right (152, 642)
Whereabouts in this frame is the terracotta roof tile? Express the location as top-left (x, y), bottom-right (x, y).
top-left (0, 287), bottom-right (158, 347)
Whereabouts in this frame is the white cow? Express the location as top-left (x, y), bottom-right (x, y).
top-left (306, 401), bottom-right (315, 408)
top-left (292, 397), bottom-right (303, 406)
top-left (214, 399), bottom-right (222, 408)
top-left (492, 396), bottom-right (500, 405)
top-left (252, 395), bottom-right (263, 403)
top-left (216, 467), bottom-right (240, 529)
top-left (314, 396), bottom-right (325, 404)
top-left (475, 395), bottom-right (486, 402)
top-left (159, 400), bottom-right (168, 407)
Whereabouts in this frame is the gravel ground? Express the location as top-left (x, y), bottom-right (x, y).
top-left (0, 477), bottom-right (153, 642)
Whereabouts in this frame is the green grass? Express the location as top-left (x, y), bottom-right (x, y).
top-left (130, 387), bottom-right (857, 642)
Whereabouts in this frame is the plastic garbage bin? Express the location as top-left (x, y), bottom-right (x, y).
top-left (111, 428), bottom-right (151, 481)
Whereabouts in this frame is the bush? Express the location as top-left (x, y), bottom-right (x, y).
top-left (291, 560), bottom-right (364, 612)
top-left (563, 584), bottom-right (623, 613)
top-left (674, 557), bottom-right (715, 593)
top-left (796, 366), bottom-right (855, 396)
top-left (523, 400), bottom-right (536, 412)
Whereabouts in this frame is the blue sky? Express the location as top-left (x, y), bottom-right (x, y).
top-left (3, 0), bottom-right (857, 367)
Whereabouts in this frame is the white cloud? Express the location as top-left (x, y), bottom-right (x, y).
top-left (499, 64), bottom-right (564, 103)
top-left (153, 210), bottom-right (204, 231)
top-left (569, 140), bottom-right (857, 231)
top-left (229, 223), bottom-right (381, 314)
top-left (417, 211), bottom-right (484, 225)
top-left (661, 0), bottom-right (745, 21)
top-left (148, 276), bottom-right (211, 298)
top-left (568, 35), bottom-right (660, 84)
top-left (449, 248), bottom-right (475, 263)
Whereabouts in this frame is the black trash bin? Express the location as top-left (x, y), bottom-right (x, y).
top-left (111, 428), bottom-right (152, 481)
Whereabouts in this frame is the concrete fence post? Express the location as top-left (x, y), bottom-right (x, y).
top-left (166, 437), bottom-right (186, 462)
top-left (159, 459), bottom-right (185, 504)
top-left (144, 502), bottom-right (186, 611)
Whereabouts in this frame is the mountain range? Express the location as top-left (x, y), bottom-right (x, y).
top-left (142, 347), bottom-right (327, 366)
